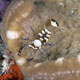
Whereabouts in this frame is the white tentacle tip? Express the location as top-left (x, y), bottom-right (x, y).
top-left (6, 31), bottom-right (20, 39)
top-left (34, 63), bottom-right (42, 68)
top-left (16, 58), bottom-right (26, 66)
top-left (77, 55), bottom-right (80, 64)
top-left (55, 57), bottom-right (64, 64)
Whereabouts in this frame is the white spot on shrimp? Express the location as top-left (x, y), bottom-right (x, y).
top-left (28, 45), bottom-right (38, 49)
top-left (40, 38), bottom-right (43, 41)
top-left (46, 34), bottom-right (50, 38)
top-left (42, 30), bottom-right (45, 34)
top-left (51, 20), bottom-right (58, 27)
top-left (45, 28), bottom-right (51, 34)
top-left (44, 37), bottom-right (48, 42)
top-left (6, 31), bottom-right (20, 39)
top-left (55, 57), bottom-right (64, 64)
top-left (33, 39), bottom-right (42, 48)
top-left (38, 33), bottom-right (43, 37)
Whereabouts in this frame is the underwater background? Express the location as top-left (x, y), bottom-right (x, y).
top-left (0, 0), bottom-right (80, 80)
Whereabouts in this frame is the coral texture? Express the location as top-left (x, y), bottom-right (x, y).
top-left (0, 61), bottom-right (24, 80)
